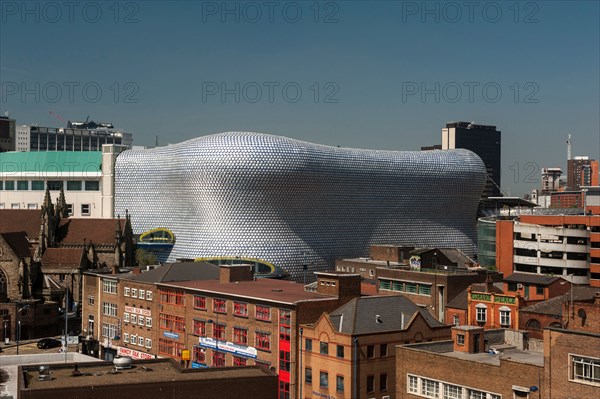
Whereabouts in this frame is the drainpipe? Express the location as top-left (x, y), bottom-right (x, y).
top-left (353, 337), bottom-right (359, 399)
top-left (299, 327), bottom-right (303, 399)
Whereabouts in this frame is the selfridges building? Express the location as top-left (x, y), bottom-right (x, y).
top-left (115, 132), bottom-right (486, 280)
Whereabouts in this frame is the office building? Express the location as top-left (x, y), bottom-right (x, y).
top-left (568, 156), bottom-right (598, 191)
top-left (115, 132), bottom-right (487, 280)
top-left (442, 121), bottom-right (502, 197)
top-left (0, 115), bottom-right (16, 152)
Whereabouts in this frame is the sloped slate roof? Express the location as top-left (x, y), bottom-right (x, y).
top-left (0, 209), bottom-right (42, 238)
top-left (520, 286), bottom-right (600, 316)
top-left (41, 247), bottom-right (84, 269)
top-left (329, 295), bottom-right (444, 334)
top-left (56, 218), bottom-right (124, 245)
top-left (0, 231), bottom-right (33, 258)
top-left (504, 272), bottom-right (562, 286)
top-left (123, 262), bottom-right (221, 283)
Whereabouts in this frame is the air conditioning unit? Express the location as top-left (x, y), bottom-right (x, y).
top-left (517, 283), bottom-right (524, 289)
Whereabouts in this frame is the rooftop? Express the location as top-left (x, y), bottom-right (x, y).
top-left (0, 209), bottom-right (42, 238)
top-left (122, 262), bottom-right (221, 283)
top-left (22, 359), bottom-right (274, 390)
top-left (504, 272), bottom-right (564, 286)
top-left (56, 218), bottom-right (124, 246)
top-left (520, 286), bottom-right (600, 316)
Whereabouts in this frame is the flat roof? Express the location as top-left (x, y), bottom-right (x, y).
top-left (440, 347), bottom-right (544, 367)
top-left (482, 197), bottom-right (539, 208)
top-left (163, 278), bottom-right (335, 305)
top-left (23, 359), bottom-right (274, 390)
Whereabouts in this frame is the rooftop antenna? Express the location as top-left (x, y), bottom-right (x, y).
top-left (155, 134), bottom-right (158, 147)
top-left (567, 134), bottom-right (572, 161)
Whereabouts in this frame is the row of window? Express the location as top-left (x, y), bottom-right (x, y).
top-left (124, 287), bottom-right (153, 301)
top-left (102, 280), bottom-right (117, 294)
top-left (379, 279), bottom-right (432, 296)
top-left (192, 295), bottom-right (288, 324)
top-left (123, 333), bottom-right (152, 349)
top-left (0, 202), bottom-right (90, 215)
top-left (305, 368), bottom-right (345, 392)
top-left (571, 354), bottom-right (600, 385)
top-left (305, 339), bottom-right (387, 359)
top-left (101, 322), bottom-right (118, 339)
top-left (192, 346), bottom-right (251, 368)
top-left (475, 305), bottom-right (511, 326)
top-left (124, 313), bottom-right (153, 328)
top-left (188, 318), bottom-right (271, 350)
top-left (0, 180), bottom-right (100, 191)
top-left (407, 375), bottom-right (501, 399)
top-left (102, 302), bottom-right (118, 317)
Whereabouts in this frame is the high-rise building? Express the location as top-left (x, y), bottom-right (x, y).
top-left (0, 115), bottom-right (16, 152)
top-left (567, 156), bottom-right (597, 191)
top-left (442, 122), bottom-right (502, 197)
top-left (541, 167), bottom-right (562, 194)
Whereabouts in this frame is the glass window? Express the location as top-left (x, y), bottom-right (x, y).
top-left (320, 342), bottom-right (329, 355)
top-left (17, 180), bottom-right (28, 190)
top-left (67, 181), bottom-right (82, 191)
top-left (234, 327), bottom-right (248, 345)
top-left (572, 355), bottom-right (600, 384)
top-left (212, 351), bottom-right (225, 368)
top-left (131, 288), bottom-right (138, 298)
top-left (31, 180), bottom-right (44, 190)
top-left (213, 298), bottom-right (227, 313)
top-left (336, 345), bottom-right (344, 358)
top-left (234, 302), bottom-right (248, 317)
top-left (380, 373), bottom-right (387, 391)
top-left (421, 379), bottom-right (439, 398)
top-left (256, 332), bottom-right (271, 350)
top-left (305, 338), bottom-right (312, 351)
top-left (85, 180), bottom-right (100, 191)
top-left (255, 305), bottom-right (271, 321)
top-left (4, 181), bottom-right (14, 190)
top-left (367, 375), bottom-right (374, 393)
top-left (536, 286), bottom-right (544, 295)
top-left (476, 305), bottom-right (487, 323)
top-left (500, 309), bottom-right (511, 326)
top-left (139, 290), bottom-right (145, 300)
top-left (146, 317), bottom-right (152, 327)
top-left (66, 203), bottom-right (73, 215)
top-left (320, 371), bottom-right (328, 388)
top-left (194, 295), bottom-right (207, 310)
top-left (367, 345), bottom-right (374, 358)
top-left (419, 284), bottom-right (431, 295)
top-left (336, 375), bottom-right (344, 392)
top-left (124, 287), bottom-right (130, 297)
top-left (457, 334), bottom-right (465, 345)
top-left (81, 204), bottom-right (91, 216)
top-left (145, 338), bottom-right (152, 348)
top-left (279, 350), bottom-right (290, 372)
top-left (380, 343), bottom-right (388, 357)
top-left (444, 384), bottom-right (463, 399)
top-left (47, 181), bottom-right (63, 190)
top-left (408, 375), bottom-right (418, 393)
top-left (305, 367), bottom-right (312, 384)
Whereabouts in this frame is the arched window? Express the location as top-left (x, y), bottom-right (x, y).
top-left (0, 269), bottom-right (7, 294)
top-left (475, 303), bottom-right (487, 323)
top-left (549, 322), bottom-right (562, 329)
top-left (526, 319), bottom-right (541, 330)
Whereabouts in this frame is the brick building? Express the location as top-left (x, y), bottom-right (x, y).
top-left (82, 265), bottom-right (362, 399)
top-left (299, 295), bottom-right (450, 399)
top-left (18, 358), bottom-right (277, 399)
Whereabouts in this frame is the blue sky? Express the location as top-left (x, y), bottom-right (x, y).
top-left (1, 0), bottom-right (599, 195)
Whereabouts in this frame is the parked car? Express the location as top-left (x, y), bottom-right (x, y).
top-left (37, 338), bottom-right (62, 349)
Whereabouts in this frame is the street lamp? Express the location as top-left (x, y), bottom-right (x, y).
top-left (16, 303), bottom-right (30, 355)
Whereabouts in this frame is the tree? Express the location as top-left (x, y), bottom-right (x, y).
top-left (136, 249), bottom-right (157, 267)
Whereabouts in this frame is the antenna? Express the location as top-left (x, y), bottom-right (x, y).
top-left (567, 134), bottom-right (572, 161)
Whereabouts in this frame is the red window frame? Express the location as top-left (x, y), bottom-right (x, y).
top-left (193, 295), bottom-right (206, 310)
top-left (279, 349), bottom-right (291, 372)
top-left (159, 313), bottom-right (185, 333)
top-left (256, 332), bottom-right (271, 351)
top-left (158, 289), bottom-right (185, 306)
top-left (234, 302), bottom-right (248, 317)
top-left (255, 305), bottom-right (271, 321)
top-left (193, 346), bottom-right (206, 363)
top-left (233, 356), bottom-right (247, 366)
top-left (213, 298), bottom-right (227, 314)
top-left (212, 351), bottom-right (226, 368)
top-left (233, 327), bottom-right (248, 345)
top-left (279, 309), bottom-right (291, 341)
top-left (158, 338), bottom-right (185, 358)
top-left (279, 380), bottom-right (290, 399)
top-left (214, 323), bottom-right (226, 340)
top-left (193, 319), bottom-right (206, 336)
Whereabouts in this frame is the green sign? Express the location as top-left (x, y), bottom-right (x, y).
top-left (471, 293), bottom-right (491, 301)
top-left (495, 296), bottom-right (516, 305)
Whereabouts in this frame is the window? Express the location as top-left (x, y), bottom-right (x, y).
top-left (138, 316), bottom-right (145, 326)
top-left (233, 356), bottom-right (247, 366)
top-left (145, 338), bottom-right (152, 348)
top-left (102, 302), bottom-right (117, 317)
top-left (146, 317), bottom-right (152, 327)
top-left (476, 304), bottom-right (487, 323)
top-left (536, 285), bottom-right (544, 295)
top-left (81, 204), bottom-right (90, 216)
top-left (47, 181), bottom-right (62, 190)
top-left (11, 203), bottom-right (20, 209)
top-left (336, 345), bottom-right (344, 358)
top-left (279, 350), bottom-right (290, 372)
top-left (67, 181), bottom-right (82, 191)
top-left (159, 314), bottom-right (186, 332)
top-left (233, 327), bottom-right (248, 345)
top-left (213, 323), bottom-right (225, 340)
top-left (255, 305), bottom-right (271, 321)
top-left (101, 322), bottom-right (117, 338)
top-left (123, 333), bottom-right (129, 343)
top-left (443, 384), bottom-right (463, 399)
top-left (380, 280), bottom-right (391, 290)
top-left (305, 367), bottom-right (312, 384)
top-left (130, 334), bottom-right (137, 345)
top-left (380, 373), bottom-right (387, 391)
top-left (500, 307), bottom-right (511, 326)
top-left (320, 371), bottom-right (328, 388)
top-left (367, 345), bottom-right (375, 358)
top-left (31, 180), bottom-right (44, 190)
top-left (256, 332), bottom-right (271, 350)
top-left (85, 180), bottom-right (100, 191)
top-left (87, 295), bottom-right (94, 305)
top-left (572, 355), bottom-right (600, 384)
top-left (123, 313), bottom-right (130, 323)
top-left (405, 282), bottom-right (417, 293)
top-left (26, 203), bottom-right (36, 209)
top-left (234, 302), bottom-right (248, 317)
top-left (193, 346), bottom-right (206, 363)
top-left (279, 381), bottom-right (290, 399)
top-left (193, 319), bottom-right (206, 336)
top-left (419, 284), bottom-right (431, 296)
top-left (421, 379), bottom-right (439, 398)
top-left (469, 389), bottom-right (486, 399)
top-left (139, 290), bottom-right (145, 300)
top-left (131, 314), bottom-right (137, 324)
top-left (526, 319), bottom-right (541, 330)
top-left (193, 295), bottom-right (207, 310)
top-left (4, 181), bottom-right (15, 190)
top-left (408, 375), bottom-right (419, 393)
top-left (159, 289), bottom-right (185, 306)
top-left (453, 315), bottom-right (460, 326)
top-left (305, 338), bottom-right (312, 351)
top-left (138, 336), bottom-right (144, 346)
top-left (66, 203), bottom-right (73, 215)
top-left (131, 288), bottom-right (138, 298)
top-left (337, 375), bottom-right (344, 392)
top-left (146, 291), bottom-right (153, 301)
top-left (158, 338), bottom-right (185, 357)
top-left (457, 334), bottom-right (465, 345)
top-left (124, 287), bottom-right (130, 297)
top-left (380, 343), bottom-right (388, 357)
top-left (320, 342), bottom-right (329, 355)
top-left (102, 280), bottom-right (117, 294)
top-left (213, 298), bottom-right (227, 313)
top-left (212, 351), bottom-right (225, 367)
top-left (279, 309), bottom-right (291, 341)
top-left (367, 375), bottom-right (375, 393)
top-left (17, 180), bottom-right (28, 190)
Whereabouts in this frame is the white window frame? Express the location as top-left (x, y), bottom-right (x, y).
top-left (499, 306), bottom-right (511, 327)
top-left (146, 317), bottom-right (152, 328)
top-left (123, 313), bottom-right (130, 323)
top-left (102, 280), bottom-right (117, 294)
top-left (138, 316), bottom-right (145, 326)
top-left (131, 288), bottom-right (138, 298)
top-left (139, 290), bottom-right (146, 300)
top-left (81, 203), bottom-right (91, 216)
top-left (124, 287), bottom-right (130, 297)
top-left (476, 304), bottom-right (487, 323)
top-left (571, 354), bottom-right (600, 385)
top-left (138, 336), bottom-right (144, 346)
top-left (123, 333), bottom-right (129, 343)
top-left (145, 338), bottom-right (152, 348)
top-left (131, 314), bottom-right (137, 324)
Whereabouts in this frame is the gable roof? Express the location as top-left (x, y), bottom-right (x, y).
top-left (504, 272), bottom-right (564, 286)
top-left (446, 282), bottom-right (504, 310)
top-left (0, 231), bottom-right (33, 258)
top-left (520, 286), bottom-right (600, 316)
top-left (0, 209), bottom-right (42, 238)
top-left (41, 248), bottom-right (85, 269)
top-left (56, 218), bottom-right (124, 245)
top-left (123, 262), bottom-right (221, 283)
top-left (329, 295), bottom-right (444, 334)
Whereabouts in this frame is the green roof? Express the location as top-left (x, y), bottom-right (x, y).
top-left (0, 151), bottom-right (101, 173)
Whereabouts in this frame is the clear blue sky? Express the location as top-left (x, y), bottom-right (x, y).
top-left (1, 0), bottom-right (599, 195)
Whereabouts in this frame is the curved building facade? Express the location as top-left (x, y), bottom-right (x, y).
top-left (114, 132), bottom-right (486, 279)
